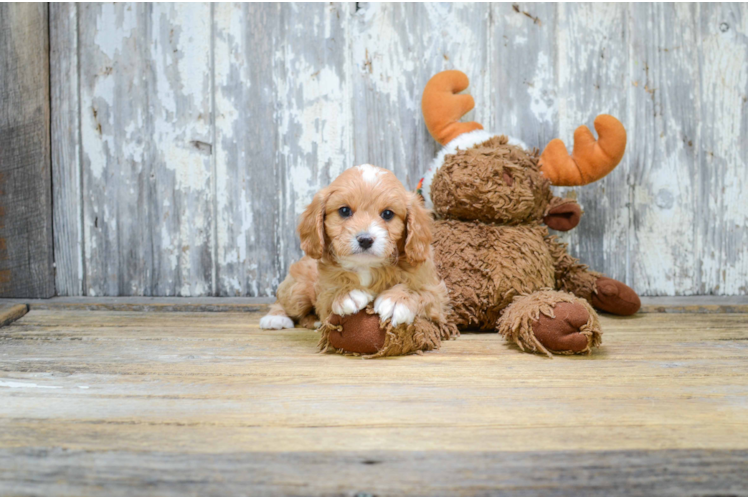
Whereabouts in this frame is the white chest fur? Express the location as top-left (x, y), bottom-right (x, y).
top-left (339, 260), bottom-right (376, 288)
top-left (357, 268), bottom-right (373, 287)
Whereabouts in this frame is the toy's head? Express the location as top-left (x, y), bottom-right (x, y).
top-left (419, 70), bottom-right (626, 230)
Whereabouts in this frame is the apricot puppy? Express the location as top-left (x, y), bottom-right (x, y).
top-left (260, 165), bottom-right (450, 331)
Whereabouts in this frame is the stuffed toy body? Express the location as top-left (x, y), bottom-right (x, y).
top-left (420, 71), bottom-right (640, 356)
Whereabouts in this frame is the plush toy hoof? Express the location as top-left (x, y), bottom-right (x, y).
top-left (531, 302), bottom-right (591, 353)
top-left (326, 310), bottom-right (386, 354)
top-left (590, 277), bottom-right (641, 316)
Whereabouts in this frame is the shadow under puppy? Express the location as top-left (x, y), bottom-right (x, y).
top-left (260, 165), bottom-right (456, 357)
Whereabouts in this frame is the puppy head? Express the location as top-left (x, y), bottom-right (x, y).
top-left (298, 165), bottom-right (432, 266)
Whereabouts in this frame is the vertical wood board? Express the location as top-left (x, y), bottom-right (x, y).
top-left (50, 3), bottom-right (84, 296)
top-left (629, 4), bottom-right (702, 295)
top-left (0, 3), bottom-right (54, 298)
top-left (697, 3), bottom-right (748, 295)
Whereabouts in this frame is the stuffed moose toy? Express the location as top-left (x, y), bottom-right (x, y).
top-left (321, 70), bottom-right (640, 357)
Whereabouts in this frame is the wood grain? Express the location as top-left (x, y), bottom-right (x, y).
top-left (77, 3), bottom-right (153, 296)
top-left (697, 3), bottom-right (748, 295)
top-left (0, 309), bottom-right (747, 494)
top-left (213, 3), bottom-right (282, 297)
top-left (629, 4), bottom-right (701, 296)
top-left (48, 3), bottom-right (748, 297)
top-left (50, 3), bottom-right (84, 296)
top-left (489, 3), bottom-right (559, 146)
top-left (2, 448), bottom-right (746, 496)
top-left (0, 304), bottom-right (27, 327)
top-left (0, 3), bottom-right (54, 298)
top-left (148, 3), bottom-right (215, 297)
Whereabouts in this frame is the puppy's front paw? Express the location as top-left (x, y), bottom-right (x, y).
top-left (332, 289), bottom-right (374, 316)
top-left (259, 314), bottom-right (294, 330)
top-left (374, 296), bottom-right (416, 327)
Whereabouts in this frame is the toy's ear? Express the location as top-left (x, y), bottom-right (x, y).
top-left (298, 190), bottom-right (327, 260)
top-left (544, 197), bottom-right (582, 231)
top-left (404, 193), bottom-right (433, 265)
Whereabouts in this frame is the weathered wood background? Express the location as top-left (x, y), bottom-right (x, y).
top-left (0, 3), bottom-right (54, 298)
top-left (49, 3), bottom-right (748, 297)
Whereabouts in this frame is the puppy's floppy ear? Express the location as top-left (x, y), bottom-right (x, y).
top-left (298, 190), bottom-right (327, 259)
top-left (404, 192), bottom-right (433, 266)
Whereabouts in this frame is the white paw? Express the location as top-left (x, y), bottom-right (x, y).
top-left (259, 315), bottom-right (294, 330)
top-left (332, 289), bottom-right (374, 316)
top-left (374, 297), bottom-right (395, 320)
top-left (374, 297), bottom-right (416, 327)
top-left (391, 303), bottom-right (416, 326)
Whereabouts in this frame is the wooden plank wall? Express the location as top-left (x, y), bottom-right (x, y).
top-left (0, 3), bottom-right (55, 298)
top-left (50, 3), bottom-right (748, 297)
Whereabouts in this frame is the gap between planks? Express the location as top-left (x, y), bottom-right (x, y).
top-left (1, 296), bottom-right (747, 315)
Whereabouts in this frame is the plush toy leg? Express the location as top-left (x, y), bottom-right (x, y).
top-left (589, 277), bottom-right (641, 316)
top-left (546, 235), bottom-right (640, 316)
top-left (319, 308), bottom-right (458, 358)
top-left (497, 290), bottom-right (602, 357)
top-left (559, 268), bottom-right (641, 316)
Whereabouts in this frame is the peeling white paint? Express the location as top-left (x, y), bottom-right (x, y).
top-left (528, 52), bottom-right (556, 126)
top-left (55, 3), bottom-right (748, 298)
top-left (278, 62), bottom-right (350, 216)
top-left (94, 3), bottom-right (139, 60)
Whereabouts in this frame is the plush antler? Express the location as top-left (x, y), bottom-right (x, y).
top-left (421, 70), bottom-right (483, 145)
top-left (540, 115), bottom-right (627, 186)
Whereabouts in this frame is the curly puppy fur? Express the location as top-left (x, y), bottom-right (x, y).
top-left (262, 165), bottom-right (455, 356)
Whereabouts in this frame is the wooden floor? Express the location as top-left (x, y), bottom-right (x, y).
top-left (1, 306), bottom-right (748, 495)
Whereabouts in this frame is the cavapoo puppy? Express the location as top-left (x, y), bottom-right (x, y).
top-left (260, 164), bottom-right (450, 331)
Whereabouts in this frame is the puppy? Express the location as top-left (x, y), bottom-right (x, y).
top-left (260, 164), bottom-right (450, 331)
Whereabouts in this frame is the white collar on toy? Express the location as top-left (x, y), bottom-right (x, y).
top-left (419, 130), bottom-right (528, 210)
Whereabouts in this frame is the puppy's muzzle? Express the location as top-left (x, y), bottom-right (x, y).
top-left (356, 233), bottom-right (374, 250)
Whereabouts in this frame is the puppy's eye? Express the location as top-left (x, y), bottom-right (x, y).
top-left (380, 209), bottom-right (394, 221)
top-left (338, 206), bottom-right (352, 218)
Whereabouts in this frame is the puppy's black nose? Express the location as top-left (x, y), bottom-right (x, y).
top-left (357, 234), bottom-right (374, 250)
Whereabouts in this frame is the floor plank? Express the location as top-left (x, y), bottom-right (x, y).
top-left (1, 310), bottom-right (747, 494)
top-left (2, 449), bottom-right (746, 496)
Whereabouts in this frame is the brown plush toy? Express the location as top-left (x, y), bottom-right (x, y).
top-left (323, 308), bottom-right (455, 358)
top-left (417, 70), bottom-right (640, 356)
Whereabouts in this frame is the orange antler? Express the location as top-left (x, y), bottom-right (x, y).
top-left (540, 115), bottom-right (627, 186)
top-left (421, 70), bottom-right (483, 145)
